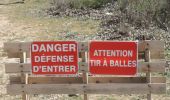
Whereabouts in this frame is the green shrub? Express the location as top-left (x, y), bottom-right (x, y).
top-left (117, 0), bottom-right (170, 30)
top-left (79, 0), bottom-right (112, 9)
top-left (51, 0), bottom-right (112, 9)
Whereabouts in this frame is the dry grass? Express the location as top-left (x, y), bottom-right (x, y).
top-left (7, 0), bottom-right (99, 41)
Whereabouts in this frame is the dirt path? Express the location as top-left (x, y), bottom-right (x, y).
top-left (0, 4), bottom-right (38, 99)
top-left (0, 5), bottom-right (39, 41)
top-left (0, 4), bottom-right (38, 64)
top-left (0, 3), bottom-right (57, 99)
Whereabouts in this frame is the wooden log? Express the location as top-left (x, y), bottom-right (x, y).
top-left (4, 41), bottom-right (164, 59)
top-left (79, 42), bottom-right (89, 100)
top-left (85, 83), bottom-right (166, 94)
top-left (138, 41), bottom-right (164, 52)
top-left (9, 76), bottom-right (166, 84)
top-left (5, 61), bottom-right (166, 73)
top-left (138, 40), bottom-right (164, 59)
top-left (138, 61), bottom-right (166, 73)
top-left (4, 42), bottom-right (31, 53)
top-left (7, 84), bottom-right (84, 95)
top-left (5, 41), bottom-right (164, 53)
top-left (5, 63), bottom-right (31, 73)
top-left (144, 40), bottom-right (151, 100)
top-left (7, 83), bottom-right (166, 95)
top-left (19, 52), bottom-right (28, 100)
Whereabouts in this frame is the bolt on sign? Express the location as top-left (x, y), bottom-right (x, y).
top-left (89, 41), bottom-right (138, 75)
top-left (31, 41), bottom-right (78, 74)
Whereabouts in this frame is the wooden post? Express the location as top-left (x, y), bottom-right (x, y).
top-left (144, 42), bottom-right (151, 100)
top-left (79, 42), bottom-right (88, 100)
top-left (19, 50), bottom-right (28, 100)
top-left (82, 52), bottom-right (88, 100)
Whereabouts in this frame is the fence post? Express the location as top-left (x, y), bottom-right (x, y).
top-left (82, 52), bottom-right (88, 100)
top-left (144, 41), bottom-right (151, 100)
top-left (79, 42), bottom-right (89, 100)
top-left (19, 50), bottom-right (28, 100)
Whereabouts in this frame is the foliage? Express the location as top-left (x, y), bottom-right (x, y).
top-left (51, 0), bottom-right (113, 9)
top-left (117, 0), bottom-right (170, 30)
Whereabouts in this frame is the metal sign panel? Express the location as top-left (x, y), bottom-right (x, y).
top-left (89, 41), bottom-right (138, 75)
top-left (31, 41), bottom-right (78, 74)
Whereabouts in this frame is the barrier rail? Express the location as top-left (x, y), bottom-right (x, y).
top-left (4, 40), bottom-right (166, 100)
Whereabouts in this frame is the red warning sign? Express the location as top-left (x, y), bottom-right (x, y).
top-left (31, 41), bottom-right (78, 74)
top-left (89, 41), bottom-right (138, 75)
